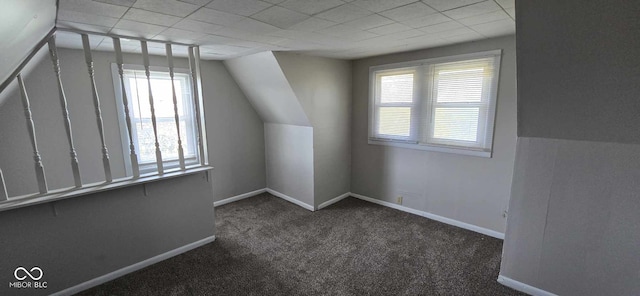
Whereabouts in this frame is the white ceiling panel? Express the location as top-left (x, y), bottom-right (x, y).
top-left (250, 6), bottom-right (310, 29)
top-left (53, 0), bottom-right (515, 60)
top-left (122, 8), bottom-right (183, 27)
top-left (379, 2), bottom-right (437, 22)
top-left (279, 0), bottom-right (345, 15)
top-left (132, 0), bottom-right (201, 17)
top-left (350, 0), bottom-right (417, 13)
top-left (206, 0), bottom-right (273, 16)
top-left (315, 4), bottom-right (372, 23)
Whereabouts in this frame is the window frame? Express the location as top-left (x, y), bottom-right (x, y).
top-left (111, 63), bottom-right (200, 175)
top-left (368, 50), bottom-right (502, 158)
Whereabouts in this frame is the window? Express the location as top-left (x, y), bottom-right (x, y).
top-left (112, 65), bottom-right (199, 173)
top-left (369, 50), bottom-right (501, 157)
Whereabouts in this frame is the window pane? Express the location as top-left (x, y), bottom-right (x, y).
top-left (433, 107), bottom-right (479, 142)
top-left (378, 107), bottom-right (411, 137)
top-left (380, 74), bottom-right (413, 103)
top-left (136, 120), bottom-right (189, 163)
top-left (436, 68), bottom-right (484, 103)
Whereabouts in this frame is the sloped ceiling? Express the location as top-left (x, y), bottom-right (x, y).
top-left (0, 0), bottom-right (56, 106)
top-left (56, 0), bottom-right (515, 60)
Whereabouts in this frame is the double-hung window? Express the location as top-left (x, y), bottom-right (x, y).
top-left (112, 65), bottom-right (199, 174)
top-left (369, 50), bottom-right (501, 157)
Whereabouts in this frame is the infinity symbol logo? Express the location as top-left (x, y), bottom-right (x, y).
top-left (14, 267), bottom-right (43, 281)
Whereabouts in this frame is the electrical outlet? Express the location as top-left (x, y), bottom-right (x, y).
top-left (397, 196), bottom-right (403, 205)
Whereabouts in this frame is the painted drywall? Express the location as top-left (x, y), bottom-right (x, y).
top-left (0, 47), bottom-right (265, 200)
top-left (350, 35), bottom-right (517, 234)
top-left (0, 172), bottom-right (214, 296)
top-left (264, 123), bottom-right (314, 207)
top-left (0, 0), bottom-right (55, 102)
top-left (223, 52), bottom-right (310, 126)
top-left (516, 0), bottom-right (640, 144)
top-left (499, 1), bottom-right (640, 295)
top-left (274, 53), bottom-right (351, 207)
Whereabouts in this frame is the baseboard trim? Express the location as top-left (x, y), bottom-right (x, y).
top-left (213, 188), bottom-right (267, 207)
top-left (266, 188), bottom-right (315, 212)
top-left (51, 235), bottom-right (216, 296)
top-left (350, 193), bottom-right (504, 240)
top-left (317, 192), bottom-right (351, 210)
top-left (497, 275), bottom-right (557, 296)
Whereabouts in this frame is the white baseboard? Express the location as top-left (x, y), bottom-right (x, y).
top-left (266, 188), bottom-right (315, 211)
top-left (350, 193), bottom-right (504, 240)
top-left (213, 188), bottom-right (267, 207)
top-left (317, 192), bottom-right (351, 210)
top-left (498, 275), bottom-right (557, 296)
top-left (51, 236), bottom-right (216, 296)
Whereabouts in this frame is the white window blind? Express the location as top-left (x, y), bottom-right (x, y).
top-left (369, 50), bottom-right (501, 157)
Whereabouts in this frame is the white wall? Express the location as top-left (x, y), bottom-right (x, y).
top-left (499, 1), bottom-right (640, 295)
top-left (350, 35), bottom-right (517, 234)
top-left (264, 123), bottom-right (314, 207)
top-left (274, 53), bottom-right (352, 207)
top-left (0, 46), bottom-right (265, 200)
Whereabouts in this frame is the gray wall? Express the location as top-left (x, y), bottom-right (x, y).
top-left (499, 1), bottom-right (640, 295)
top-left (264, 123), bottom-right (314, 207)
top-left (0, 47), bottom-right (265, 201)
top-left (274, 53), bottom-right (351, 207)
top-left (351, 35), bottom-right (517, 234)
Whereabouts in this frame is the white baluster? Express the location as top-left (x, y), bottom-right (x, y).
top-left (0, 168), bottom-right (8, 201)
top-left (48, 35), bottom-right (82, 188)
top-left (165, 44), bottom-right (186, 170)
top-left (113, 38), bottom-right (140, 178)
top-left (141, 41), bottom-right (164, 174)
top-left (17, 75), bottom-right (48, 194)
top-left (81, 34), bottom-right (112, 182)
top-left (188, 47), bottom-right (206, 166)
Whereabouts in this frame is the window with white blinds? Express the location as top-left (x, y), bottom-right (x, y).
top-left (369, 50), bottom-right (501, 157)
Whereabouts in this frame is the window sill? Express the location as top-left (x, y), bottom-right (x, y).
top-left (368, 139), bottom-right (492, 158)
top-left (0, 165), bottom-right (214, 212)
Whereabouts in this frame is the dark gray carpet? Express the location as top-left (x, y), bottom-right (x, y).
top-left (79, 193), bottom-right (524, 296)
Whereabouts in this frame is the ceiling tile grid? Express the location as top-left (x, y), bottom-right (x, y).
top-left (56, 0), bottom-right (515, 60)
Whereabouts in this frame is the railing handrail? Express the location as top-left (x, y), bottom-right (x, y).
top-left (0, 27), bottom-right (56, 95)
top-left (56, 27), bottom-right (198, 47)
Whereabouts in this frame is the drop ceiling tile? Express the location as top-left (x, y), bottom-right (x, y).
top-left (57, 9), bottom-right (120, 28)
top-left (351, 0), bottom-right (417, 13)
top-left (315, 4), bottom-right (373, 23)
top-left (400, 12), bottom-right (451, 28)
top-left (367, 22), bottom-right (413, 35)
top-left (59, 0), bottom-right (128, 18)
top-left (173, 19), bottom-right (224, 34)
top-left (386, 29), bottom-right (425, 39)
top-left (423, 26), bottom-right (475, 38)
top-left (495, 0), bottom-right (515, 9)
top-left (457, 9), bottom-right (509, 26)
top-left (420, 0), bottom-right (485, 12)
top-left (442, 1), bottom-right (501, 19)
top-left (201, 44), bottom-right (253, 54)
top-left (93, 0), bottom-right (136, 7)
top-left (206, 0), bottom-right (272, 16)
top-left (263, 0), bottom-right (286, 3)
top-left (178, 0), bottom-right (213, 5)
top-left (287, 17), bottom-right (337, 31)
top-left (418, 21), bottom-right (463, 33)
top-left (505, 7), bottom-right (515, 18)
top-left (279, 0), bottom-right (345, 15)
top-left (122, 8), bottom-right (183, 27)
top-left (317, 24), bottom-right (359, 36)
top-left (442, 31), bottom-right (484, 43)
top-left (379, 2), bottom-right (437, 22)
top-left (333, 30), bottom-right (379, 41)
top-left (112, 19), bottom-right (168, 37)
top-left (232, 18), bottom-right (281, 34)
top-left (188, 8), bottom-right (246, 26)
top-left (197, 34), bottom-right (249, 45)
top-left (342, 14), bottom-right (394, 30)
top-left (54, 30), bottom-right (106, 49)
top-left (157, 28), bottom-right (208, 42)
top-left (470, 18), bottom-right (515, 37)
top-left (250, 6), bottom-right (310, 29)
top-left (133, 0), bottom-right (201, 17)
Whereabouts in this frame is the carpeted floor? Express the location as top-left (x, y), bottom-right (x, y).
top-left (79, 193), bottom-right (524, 296)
